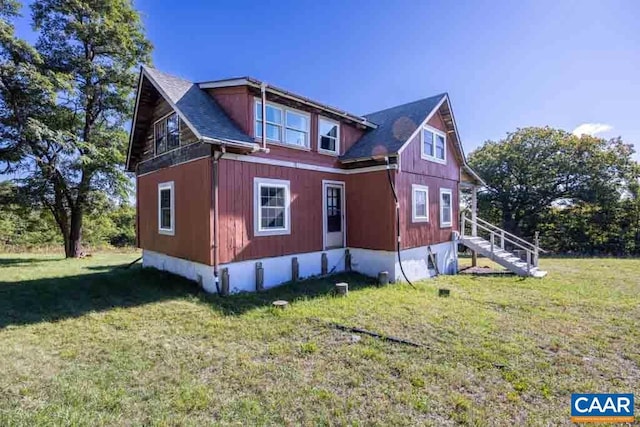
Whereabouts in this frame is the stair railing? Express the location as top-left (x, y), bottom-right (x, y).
top-left (461, 214), bottom-right (546, 269)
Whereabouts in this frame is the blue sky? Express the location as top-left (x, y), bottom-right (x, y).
top-left (11, 0), bottom-right (640, 159)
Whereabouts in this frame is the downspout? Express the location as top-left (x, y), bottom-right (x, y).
top-left (212, 147), bottom-right (225, 295)
top-left (385, 156), bottom-right (415, 288)
top-left (261, 82), bottom-right (267, 151)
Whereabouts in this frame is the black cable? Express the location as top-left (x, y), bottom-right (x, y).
top-left (385, 157), bottom-right (415, 288)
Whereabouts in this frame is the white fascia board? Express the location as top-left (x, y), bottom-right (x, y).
top-left (222, 152), bottom-right (397, 175)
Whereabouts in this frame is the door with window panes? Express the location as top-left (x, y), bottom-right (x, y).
top-left (324, 182), bottom-right (345, 249)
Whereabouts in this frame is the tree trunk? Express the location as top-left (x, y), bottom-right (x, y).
top-left (502, 208), bottom-right (517, 235)
top-left (65, 207), bottom-right (83, 258)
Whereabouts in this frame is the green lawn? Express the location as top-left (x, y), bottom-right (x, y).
top-left (0, 253), bottom-right (638, 425)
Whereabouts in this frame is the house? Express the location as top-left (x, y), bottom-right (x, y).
top-left (126, 66), bottom-right (540, 294)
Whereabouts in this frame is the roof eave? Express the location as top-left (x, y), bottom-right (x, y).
top-left (201, 136), bottom-right (260, 151)
top-left (125, 67), bottom-right (145, 172)
top-left (199, 78), bottom-right (377, 129)
top-left (339, 153), bottom-right (399, 164)
top-left (462, 164), bottom-right (486, 187)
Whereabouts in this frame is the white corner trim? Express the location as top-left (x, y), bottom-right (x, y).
top-left (439, 187), bottom-right (453, 228)
top-left (158, 181), bottom-right (175, 235)
top-left (411, 184), bottom-right (429, 223)
top-left (253, 177), bottom-right (291, 237)
top-left (221, 152), bottom-right (396, 175)
top-left (397, 94), bottom-right (448, 156)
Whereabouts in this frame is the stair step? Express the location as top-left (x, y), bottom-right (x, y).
top-left (460, 231), bottom-right (546, 278)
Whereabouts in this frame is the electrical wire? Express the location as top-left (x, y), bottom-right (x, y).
top-left (385, 157), bottom-right (415, 288)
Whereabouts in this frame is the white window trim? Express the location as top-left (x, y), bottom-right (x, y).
top-left (439, 188), bottom-right (453, 228)
top-left (153, 112), bottom-right (181, 157)
top-left (253, 177), bottom-right (291, 236)
top-left (411, 184), bottom-right (429, 223)
top-left (318, 116), bottom-right (341, 156)
top-left (420, 124), bottom-right (447, 164)
top-left (254, 98), bottom-right (310, 149)
top-left (158, 181), bottom-right (175, 236)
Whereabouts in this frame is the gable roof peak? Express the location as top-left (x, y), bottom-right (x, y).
top-left (363, 92), bottom-right (448, 122)
top-left (341, 93), bottom-right (448, 161)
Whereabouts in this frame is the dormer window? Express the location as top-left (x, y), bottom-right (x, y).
top-left (255, 100), bottom-right (310, 149)
top-left (421, 125), bottom-right (446, 164)
top-left (318, 117), bottom-right (340, 155)
top-left (155, 113), bottom-right (180, 155)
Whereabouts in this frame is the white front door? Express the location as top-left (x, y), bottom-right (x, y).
top-left (323, 181), bottom-right (345, 249)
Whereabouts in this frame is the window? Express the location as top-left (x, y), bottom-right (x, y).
top-left (439, 188), bottom-right (453, 228)
top-left (255, 102), bottom-right (283, 141)
top-left (326, 186), bottom-right (342, 232)
top-left (254, 177), bottom-right (291, 236)
top-left (255, 100), bottom-right (309, 148)
top-left (158, 181), bottom-right (175, 235)
top-left (412, 184), bottom-right (429, 223)
top-left (421, 125), bottom-right (446, 163)
top-left (155, 113), bottom-right (180, 155)
top-left (318, 117), bottom-right (340, 154)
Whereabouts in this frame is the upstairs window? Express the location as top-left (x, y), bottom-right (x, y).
top-left (285, 111), bottom-right (308, 147)
top-left (439, 188), bottom-right (452, 228)
top-left (155, 113), bottom-right (180, 155)
top-left (318, 117), bottom-right (340, 154)
top-left (255, 100), bottom-right (309, 148)
top-left (255, 102), bottom-right (283, 141)
top-left (158, 181), bottom-right (175, 235)
top-left (421, 125), bottom-right (446, 163)
top-left (412, 184), bottom-right (429, 223)
top-left (254, 177), bottom-right (291, 236)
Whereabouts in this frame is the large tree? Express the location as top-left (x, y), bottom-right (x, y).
top-left (0, 0), bottom-right (151, 257)
top-left (468, 127), bottom-right (636, 240)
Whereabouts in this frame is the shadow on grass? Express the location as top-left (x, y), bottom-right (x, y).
top-left (0, 257), bottom-right (62, 267)
top-left (0, 265), bottom-right (378, 328)
top-left (0, 266), bottom-right (200, 329)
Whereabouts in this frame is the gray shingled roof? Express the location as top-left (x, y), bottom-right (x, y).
top-left (143, 67), bottom-right (254, 144)
top-left (341, 93), bottom-right (447, 161)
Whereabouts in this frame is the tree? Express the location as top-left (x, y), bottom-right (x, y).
top-left (468, 127), bottom-right (636, 241)
top-left (0, 0), bottom-right (150, 257)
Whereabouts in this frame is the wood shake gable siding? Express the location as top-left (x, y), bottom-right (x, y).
top-left (139, 97), bottom-right (198, 164)
top-left (398, 111), bottom-right (461, 249)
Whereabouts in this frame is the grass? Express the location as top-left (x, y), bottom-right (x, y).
top-left (0, 253), bottom-right (638, 425)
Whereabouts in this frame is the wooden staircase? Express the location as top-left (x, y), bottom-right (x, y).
top-left (460, 215), bottom-right (547, 278)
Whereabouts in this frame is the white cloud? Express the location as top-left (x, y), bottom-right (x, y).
top-left (572, 123), bottom-right (613, 137)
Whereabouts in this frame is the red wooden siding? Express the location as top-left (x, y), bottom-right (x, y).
top-left (346, 171), bottom-right (397, 251)
top-left (209, 85), bottom-right (365, 167)
top-left (208, 86), bottom-right (253, 134)
top-left (397, 110), bottom-right (461, 249)
top-left (217, 160), bottom-right (397, 263)
top-left (397, 172), bottom-right (459, 249)
top-left (400, 111), bottom-right (461, 180)
top-left (137, 158), bottom-right (213, 265)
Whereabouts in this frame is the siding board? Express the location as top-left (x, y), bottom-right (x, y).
top-left (217, 160), bottom-right (396, 263)
top-left (137, 158), bottom-right (212, 265)
top-left (397, 110), bottom-right (461, 249)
